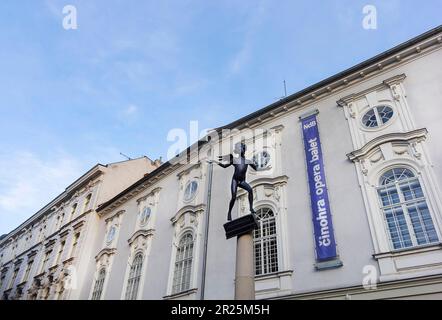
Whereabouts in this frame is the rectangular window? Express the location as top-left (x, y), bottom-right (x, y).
top-left (254, 208), bottom-right (279, 276)
top-left (70, 204), bottom-right (78, 221)
top-left (83, 194), bottom-right (92, 213)
top-left (23, 260), bottom-right (34, 282)
top-left (9, 268), bottom-right (19, 289)
top-left (40, 251), bottom-right (52, 273)
top-left (55, 241), bottom-right (66, 265)
top-left (70, 233), bottom-right (80, 258)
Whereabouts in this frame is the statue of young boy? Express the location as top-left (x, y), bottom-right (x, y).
top-left (210, 142), bottom-right (258, 221)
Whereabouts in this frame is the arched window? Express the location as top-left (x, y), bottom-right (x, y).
top-left (91, 268), bottom-right (106, 300)
top-left (172, 233), bottom-right (194, 294)
top-left (125, 253), bottom-right (143, 300)
top-left (254, 208), bottom-right (278, 275)
top-left (377, 168), bottom-right (439, 250)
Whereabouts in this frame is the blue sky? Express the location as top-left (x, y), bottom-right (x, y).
top-left (0, 0), bottom-right (440, 235)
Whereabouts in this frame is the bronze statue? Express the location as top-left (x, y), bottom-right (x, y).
top-left (210, 142), bottom-right (258, 221)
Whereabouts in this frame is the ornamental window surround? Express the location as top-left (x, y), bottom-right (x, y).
top-left (91, 268), bottom-right (106, 300)
top-left (124, 253), bottom-right (144, 300)
top-left (82, 194), bottom-right (92, 214)
top-left (22, 259), bottom-right (34, 283)
top-left (172, 232), bottom-right (194, 295)
top-left (69, 232), bottom-right (80, 258)
top-left (54, 240), bottom-right (66, 266)
top-left (377, 167), bottom-right (439, 250)
top-left (8, 266), bottom-right (20, 289)
top-left (70, 203), bottom-right (78, 221)
top-left (39, 250), bottom-right (52, 274)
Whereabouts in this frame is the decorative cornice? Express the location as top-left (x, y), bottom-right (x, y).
top-left (347, 128), bottom-right (428, 162)
top-left (177, 162), bottom-right (201, 179)
top-left (237, 175), bottom-right (289, 199)
top-left (62, 257), bottom-right (74, 266)
top-left (44, 238), bottom-right (57, 248)
top-left (136, 187), bottom-right (162, 204)
top-left (71, 219), bottom-right (86, 230)
top-left (105, 210), bottom-right (125, 223)
top-left (95, 248), bottom-right (117, 261)
top-left (171, 204), bottom-right (206, 225)
top-left (27, 250), bottom-right (38, 259)
top-left (337, 74), bottom-right (406, 106)
top-left (127, 229), bottom-right (155, 246)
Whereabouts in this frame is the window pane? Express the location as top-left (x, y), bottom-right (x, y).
top-left (384, 207), bottom-right (413, 249)
top-left (172, 233), bottom-right (193, 294)
top-left (407, 201), bottom-right (439, 245)
top-left (362, 109), bottom-right (378, 128)
top-left (378, 169), bottom-right (438, 250)
top-left (253, 208), bottom-right (278, 276)
top-left (125, 254), bottom-right (143, 300)
top-left (376, 106), bottom-right (394, 125)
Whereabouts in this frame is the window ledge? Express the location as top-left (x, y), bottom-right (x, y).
top-left (373, 243), bottom-right (442, 259)
top-left (48, 264), bottom-right (59, 272)
top-left (163, 288), bottom-right (198, 300)
top-left (255, 270), bottom-right (293, 281)
top-left (62, 257), bottom-right (75, 265)
top-left (16, 280), bottom-right (27, 287)
top-left (34, 271), bottom-right (46, 279)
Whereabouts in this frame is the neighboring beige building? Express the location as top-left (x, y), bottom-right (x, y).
top-left (1, 25), bottom-right (442, 300)
top-left (0, 157), bottom-right (160, 300)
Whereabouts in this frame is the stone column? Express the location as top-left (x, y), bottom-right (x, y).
top-left (234, 231), bottom-right (255, 300)
top-left (224, 213), bottom-right (258, 300)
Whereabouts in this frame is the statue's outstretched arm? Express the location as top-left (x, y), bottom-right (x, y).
top-left (217, 154), bottom-right (233, 168)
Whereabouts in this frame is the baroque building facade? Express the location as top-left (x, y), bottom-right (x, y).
top-left (1, 25), bottom-right (442, 300)
top-left (0, 157), bottom-right (160, 300)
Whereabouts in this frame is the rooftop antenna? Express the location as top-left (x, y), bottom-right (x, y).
top-left (276, 80), bottom-right (288, 101)
top-left (120, 152), bottom-right (132, 160)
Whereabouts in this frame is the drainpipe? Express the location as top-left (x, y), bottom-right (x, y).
top-left (200, 152), bottom-right (214, 300)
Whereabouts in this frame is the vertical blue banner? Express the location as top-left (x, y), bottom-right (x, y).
top-left (301, 113), bottom-right (338, 261)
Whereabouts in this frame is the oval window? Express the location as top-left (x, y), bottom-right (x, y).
top-left (184, 181), bottom-right (198, 202)
top-left (140, 207), bottom-right (151, 225)
top-left (253, 151), bottom-right (271, 169)
top-left (362, 105), bottom-right (394, 128)
top-left (106, 226), bottom-right (116, 243)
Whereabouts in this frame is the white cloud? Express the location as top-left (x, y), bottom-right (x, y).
top-left (0, 151), bottom-right (84, 234)
top-left (124, 104), bottom-right (138, 116)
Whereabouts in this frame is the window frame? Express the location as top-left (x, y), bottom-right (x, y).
top-left (252, 150), bottom-right (272, 170)
top-left (171, 232), bottom-right (194, 295)
top-left (91, 268), bottom-right (107, 300)
top-left (377, 167), bottom-right (440, 251)
top-left (253, 207), bottom-right (279, 276)
top-left (361, 105), bottom-right (395, 130)
top-left (183, 181), bottom-right (198, 203)
top-left (124, 253), bottom-right (144, 300)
